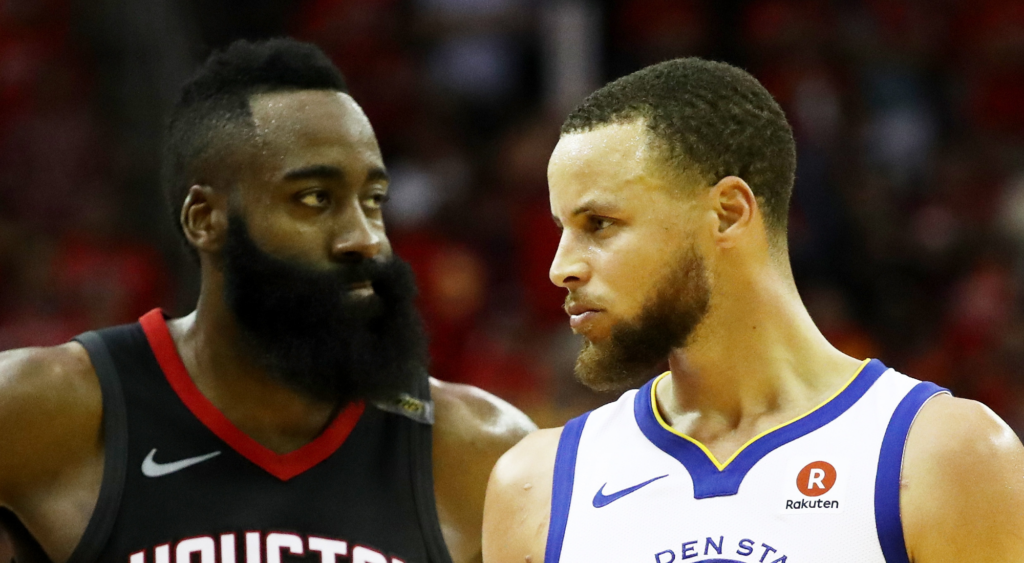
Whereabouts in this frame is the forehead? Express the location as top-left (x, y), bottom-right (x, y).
top-left (550, 120), bottom-right (649, 178)
top-left (548, 120), bottom-right (668, 213)
top-left (247, 90), bottom-right (383, 177)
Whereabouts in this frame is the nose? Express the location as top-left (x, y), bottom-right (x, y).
top-left (549, 230), bottom-right (588, 289)
top-left (330, 203), bottom-right (384, 262)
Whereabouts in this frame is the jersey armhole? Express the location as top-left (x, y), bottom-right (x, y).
top-left (543, 412), bottom-right (590, 563)
top-left (874, 381), bottom-right (948, 563)
top-left (409, 377), bottom-right (455, 563)
top-left (66, 330), bottom-right (130, 563)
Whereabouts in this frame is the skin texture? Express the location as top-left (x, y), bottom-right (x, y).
top-left (0, 90), bottom-right (535, 563)
top-left (481, 120), bottom-right (1024, 563)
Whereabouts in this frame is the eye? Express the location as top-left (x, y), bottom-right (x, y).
top-left (365, 192), bottom-right (390, 210)
top-left (298, 190), bottom-right (330, 208)
top-left (590, 216), bottom-right (614, 231)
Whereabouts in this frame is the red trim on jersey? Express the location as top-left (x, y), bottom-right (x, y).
top-left (139, 308), bottom-right (366, 481)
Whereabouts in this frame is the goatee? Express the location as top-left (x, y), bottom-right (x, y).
top-left (221, 214), bottom-right (429, 403)
top-left (574, 244), bottom-right (710, 392)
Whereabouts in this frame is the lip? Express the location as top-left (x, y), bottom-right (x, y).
top-left (347, 281), bottom-right (374, 297)
top-left (569, 310), bottom-right (602, 331)
top-left (564, 301), bottom-right (603, 332)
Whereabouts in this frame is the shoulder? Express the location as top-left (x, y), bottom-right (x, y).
top-left (903, 394), bottom-right (1024, 493)
top-left (430, 378), bottom-right (537, 456)
top-left (484, 426), bottom-right (563, 525)
top-left (488, 426), bottom-right (563, 491)
top-left (482, 427), bottom-right (563, 563)
top-left (0, 343), bottom-right (102, 501)
top-left (0, 343), bottom-right (100, 431)
top-left (901, 394), bottom-right (1024, 562)
top-left (429, 379), bottom-right (537, 563)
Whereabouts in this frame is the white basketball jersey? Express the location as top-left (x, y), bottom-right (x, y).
top-left (545, 359), bottom-right (946, 563)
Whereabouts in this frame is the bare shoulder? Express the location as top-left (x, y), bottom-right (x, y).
top-left (488, 426), bottom-right (563, 492)
top-left (430, 378), bottom-right (538, 454)
top-left (0, 342), bottom-right (100, 440)
top-left (0, 343), bottom-right (101, 500)
top-left (429, 379), bottom-right (537, 563)
top-left (485, 426), bottom-right (564, 530)
top-left (902, 394), bottom-right (1024, 563)
top-left (482, 427), bottom-right (563, 563)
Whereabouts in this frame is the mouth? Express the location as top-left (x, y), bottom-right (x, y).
top-left (564, 301), bottom-right (604, 333)
top-left (347, 280), bottom-right (375, 297)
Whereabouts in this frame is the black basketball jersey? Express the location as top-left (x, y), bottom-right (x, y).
top-left (62, 309), bottom-right (453, 563)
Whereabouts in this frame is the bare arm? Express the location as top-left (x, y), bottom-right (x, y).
top-left (431, 379), bottom-right (538, 563)
top-left (482, 428), bottom-right (562, 563)
top-left (0, 343), bottom-right (104, 563)
top-left (902, 394), bottom-right (1024, 562)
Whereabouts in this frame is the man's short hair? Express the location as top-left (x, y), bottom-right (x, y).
top-left (162, 38), bottom-right (349, 250)
top-left (561, 58), bottom-right (796, 242)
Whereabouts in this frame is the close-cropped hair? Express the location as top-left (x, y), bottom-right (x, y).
top-left (161, 37), bottom-right (349, 249)
top-left (562, 58), bottom-right (796, 241)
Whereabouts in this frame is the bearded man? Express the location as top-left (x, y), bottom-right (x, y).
top-left (0, 38), bottom-right (534, 563)
top-left (482, 58), bottom-right (1024, 563)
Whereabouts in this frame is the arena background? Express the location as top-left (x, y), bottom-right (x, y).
top-left (1, 0), bottom-right (1023, 433)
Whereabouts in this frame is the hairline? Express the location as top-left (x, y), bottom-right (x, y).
top-left (560, 114), bottom-right (716, 195)
top-left (196, 87), bottom-right (353, 187)
top-left (559, 114), bottom-right (790, 251)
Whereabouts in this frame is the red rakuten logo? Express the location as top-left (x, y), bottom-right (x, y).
top-left (796, 461), bottom-right (836, 497)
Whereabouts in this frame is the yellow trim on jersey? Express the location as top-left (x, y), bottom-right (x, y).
top-left (649, 358), bottom-right (872, 471)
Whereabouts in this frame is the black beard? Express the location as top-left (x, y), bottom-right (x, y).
top-left (574, 244), bottom-right (711, 392)
top-left (221, 214), bottom-right (429, 404)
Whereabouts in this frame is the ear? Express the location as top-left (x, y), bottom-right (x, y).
top-left (180, 185), bottom-right (229, 253)
top-left (710, 176), bottom-right (757, 248)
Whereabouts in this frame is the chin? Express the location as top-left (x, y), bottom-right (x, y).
top-left (576, 322), bottom-right (614, 343)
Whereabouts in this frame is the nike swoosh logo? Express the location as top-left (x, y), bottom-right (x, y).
top-left (142, 448), bottom-right (222, 477)
top-left (592, 474), bottom-right (669, 508)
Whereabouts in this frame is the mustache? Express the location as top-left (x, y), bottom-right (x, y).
top-left (564, 293), bottom-right (601, 312)
top-left (320, 258), bottom-right (395, 286)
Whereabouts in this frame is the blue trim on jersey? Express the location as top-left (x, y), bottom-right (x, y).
top-left (874, 381), bottom-right (947, 563)
top-left (634, 359), bottom-right (890, 499)
top-left (544, 412), bottom-right (591, 563)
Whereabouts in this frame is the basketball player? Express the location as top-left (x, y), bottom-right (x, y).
top-left (482, 59), bottom-right (1024, 562)
top-left (0, 39), bottom-right (535, 563)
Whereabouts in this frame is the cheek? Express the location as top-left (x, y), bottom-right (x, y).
top-left (244, 212), bottom-right (323, 258)
top-left (594, 239), bottom-right (665, 313)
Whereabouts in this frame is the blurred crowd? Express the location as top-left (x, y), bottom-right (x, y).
top-left (2, 0), bottom-right (1024, 431)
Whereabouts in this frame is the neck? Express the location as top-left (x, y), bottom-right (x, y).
top-left (659, 261), bottom-right (863, 450)
top-left (167, 275), bottom-right (343, 454)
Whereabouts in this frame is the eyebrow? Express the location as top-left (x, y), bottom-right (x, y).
top-left (365, 167), bottom-right (390, 185)
top-left (551, 200), bottom-right (622, 227)
top-left (282, 165), bottom-right (390, 186)
top-left (283, 164), bottom-right (344, 181)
